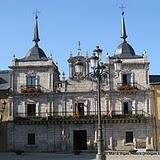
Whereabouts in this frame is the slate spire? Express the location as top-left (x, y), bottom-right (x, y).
top-left (121, 11), bottom-right (127, 42)
top-left (33, 14), bottom-right (40, 44)
top-left (77, 41), bottom-right (81, 56)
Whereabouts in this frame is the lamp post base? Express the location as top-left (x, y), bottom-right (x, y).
top-left (96, 153), bottom-right (106, 160)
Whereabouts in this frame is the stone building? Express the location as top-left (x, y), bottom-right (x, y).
top-left (7, 12), bottom-right (154, 152)
top-left (150, 75), bottom-right (160, 150)
top-left (0, 70), bottom-right (10, 151)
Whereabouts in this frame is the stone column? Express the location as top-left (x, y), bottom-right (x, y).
top-left (22, 101), bottom-right (26, 117)
top-left (151, 137), bottom-right (153, 148)
top-left (133, 137), bottom-right (136, 148)
top-left (86, 61), bottom-right (89, 77)
top-left (8, 97), bottom-right (13, 120)
top-left (131, 72), bottom-right (134, 85)
top-left (146, 136), bottom-right (149, 149)
top-left (109, 136), bottom-right (113, 149)
top-left (36, 102), bottom-right (39, 116)
top-left (132, 100), bottom-right (136, 114)
top-left (69, 63), bottom-right (73, 79)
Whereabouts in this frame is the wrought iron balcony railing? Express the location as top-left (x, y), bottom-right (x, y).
top-left (21, 85), bottom-right (42, 94)
top-left (117, 82), bottom-right (139, 91)
top-left (117, 82), bottom-right (148, 91)
top-left (14, 110), bottom-right (150, 122)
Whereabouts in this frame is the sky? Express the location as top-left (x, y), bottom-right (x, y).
top-left (0, 0), bottom-right (160, 77)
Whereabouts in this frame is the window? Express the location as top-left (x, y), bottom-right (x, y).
top-left (147, 99), bottom-right (150, 114)
top-left (123, 101), bottom-right (132, 115)
top-left (126, 131), bottom-right (133, 143)
top-left (122, 74), bottom-right (131, 85)
top-left (9, 102), bottom-right (12, 116)
top-left (27, 104), bottom-right (36, 116)
top-left (28, 133), bottom-right (35, 145)
top-left (75, 103), bottom-right (84, 117)
top-left (27, 75), bottom-right (37, 87)
top-left (146, 70), bottom-right (149, 84)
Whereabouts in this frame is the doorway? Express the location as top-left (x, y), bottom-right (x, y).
top-left (73, 130), bottom-right (87, 150)
top-left (123, 102), bottom-right (129, 114)
top-left (27, 104), bottom-right (36, 116)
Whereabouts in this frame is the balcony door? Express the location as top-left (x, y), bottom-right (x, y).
top-left (74, 103), bottom-right (84, 117)
top-left (26, 74), bottom-right (39, 88)
top-left (27, 104), bottom-right (36, 116)
top-left (123, 102), bottom-right (132, 115)
top-left (122, 74), bottom-right (131, 85)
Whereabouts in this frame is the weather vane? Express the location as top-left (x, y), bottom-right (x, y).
top-left (33, 9), bottom-right (40, 19)
top-left (119, 4), bottom-right (126, 15)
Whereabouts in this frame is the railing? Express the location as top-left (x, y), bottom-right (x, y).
top-left (117, 82), bottom-right (148, 91)
top-left (117, 82), bottom-right (139, 91)
top-left (14, 110), bottom-right (150, 122)
top-left (21, 85), bottom-right (42, 93)
top-left (20, 85), bottom-right (56, 94)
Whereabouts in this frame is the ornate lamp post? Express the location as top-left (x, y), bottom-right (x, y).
top-left (75, 46), bottom-right (122, 160)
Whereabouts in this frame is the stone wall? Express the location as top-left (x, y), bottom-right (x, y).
top-left (7, 120), bottom-right (154, 152)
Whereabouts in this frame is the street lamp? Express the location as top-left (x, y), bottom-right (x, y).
top-left (75, 46), bottom-right (122, 160)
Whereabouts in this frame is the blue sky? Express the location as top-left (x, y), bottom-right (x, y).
top-left (0, 0), bottom-right (160, 77)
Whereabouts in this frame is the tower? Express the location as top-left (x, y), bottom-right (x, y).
top-left (67, 42), bottom-right (89, 80)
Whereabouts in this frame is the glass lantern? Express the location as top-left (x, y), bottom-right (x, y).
top-left (75, 59), bottom-right (83, 75)
top-left (114, 57), bottom-right (122, 72)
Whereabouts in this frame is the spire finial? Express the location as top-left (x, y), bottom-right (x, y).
top-left (49, 52), bottom-right (53, 59)
top-left (13, 54), bottom-right (16, 60)
top-left (33, 9), bottom-right (40, 44)
top-left (62, 72), bottom-right (65, 81)
top-left (77, 41), bottom-right (81, 56)
top-left (119, 4), bottom-right (126, 15)
top-left (119, 4), bottom-right (127, 42)
top-left (33, 9), bottom-right (40, 20)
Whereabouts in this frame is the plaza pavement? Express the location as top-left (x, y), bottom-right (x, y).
top-left (0, 152), bottom-right (160, 160)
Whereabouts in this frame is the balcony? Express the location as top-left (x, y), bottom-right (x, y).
top-left (117, 83), bottom-right (139, 91)
top-left (14, 110), bottom-right (149, 124)
top-left (21, 85), bottom-right (43, 94)
top-left (111, 110), bottom-right (148, 119)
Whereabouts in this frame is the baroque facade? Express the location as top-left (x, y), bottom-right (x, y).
top-left (5, 12), bottom-right (155, 152)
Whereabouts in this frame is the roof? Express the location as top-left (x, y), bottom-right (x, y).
top-left (113, 42), bottom-right (142, 59)
top-left (18, 43), bottom-right (48, 61)
top-left (149, 75), bottom-right (160, 85)
top-left (0, 70), bottom-right (10, 90)
top-left (112, 11), bottom-right (143, 59)
top-left (68, 55), bottom-right (87, 63)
